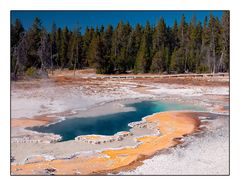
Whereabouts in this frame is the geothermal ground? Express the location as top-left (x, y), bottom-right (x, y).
top-left (11, 69), bottom-right (229, 175)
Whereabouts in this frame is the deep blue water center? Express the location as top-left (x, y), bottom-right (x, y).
top-left (29, 101), bottom-right (204, 141)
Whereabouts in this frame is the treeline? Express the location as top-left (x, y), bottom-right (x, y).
top-left (11, 12), bottom-right (229, 78)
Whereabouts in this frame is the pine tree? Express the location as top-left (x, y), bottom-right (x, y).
top-left (68, 32), bottom-right (75, 69)
top-left (90, 36), bottom-right (106, 74)
top-left (87, 31), bottom-right (98, 68)
top-left (220, 11), bottom-right (230, 72)
top-left (208, 14), bottom-right (218, 73)
top-left (170, 20), bottom-right (179, 51)
top-left (111, 21), bottom-right (132, 73)
top-left (56, 27), bottom-right (62, 68)
top-left (11, 19), bottom-right (24, 75)
top-left (127, 24), bottom-right (142, 70)
top-left (70, 24), bottom-right (82, 75)
top-left (60, 26), bottom-right (69, 69)
top-left (11, 19), bottom-right (24, 47)
top-left (187, 15), bottom-right (198, 72)
top-left (178, 15), bottom-right (188, 72)
top-left (170, 48), bottom-right (177, 72)
top-left (198, 16), bottom-right (210, 73)
top-left (83, 27), bottom-right (94, 66)
top-left (50, 22), bottom-right (57, 73)
top-left (112, 21), bottom-right (124, 58)
top-left (151, 17), bottom-right (168, 73)
top-left (134, 21), bottom-right (152, 73)
top-left (214, 17), bottom-right (223, 72)
top-left (170, 47), bottom-right (185, 73)
top-left (27, 17), bottom-right (43, 68)
top-left (76, 31), bottom-right (84, 69)
top-left (102, 25), bottom-right (114, 73)
top-left (153, 17), bottom-right (167, 53)
top-left (150, 47), bottom-right (165, 73)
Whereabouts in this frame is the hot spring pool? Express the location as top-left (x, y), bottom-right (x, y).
top-left (28, 101), bottom-right (204, 141)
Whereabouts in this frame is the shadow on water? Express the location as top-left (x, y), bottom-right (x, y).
top-left (28, 101), bottom-right (204, 141)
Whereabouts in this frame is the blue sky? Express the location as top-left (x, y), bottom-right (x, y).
top-left (11, 11), bottom-right (223, 32)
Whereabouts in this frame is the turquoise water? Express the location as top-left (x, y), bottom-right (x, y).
top-left (29, 101), bottom-right (204, 141)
